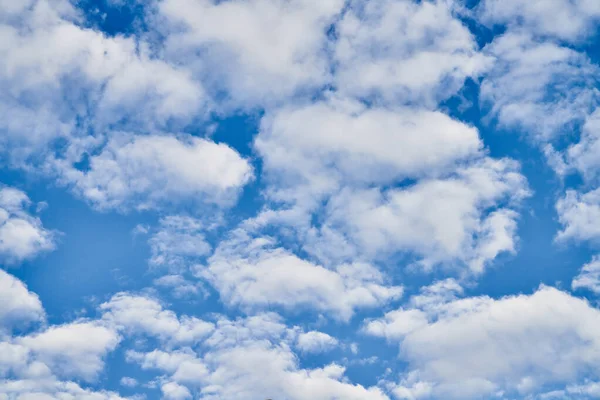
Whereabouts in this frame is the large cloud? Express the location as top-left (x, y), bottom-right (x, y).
top-left (0, 186), bottom-right (55, 264)
top-left (200, 229), bottom-right (403, 321)
top-left (156, 0), bottom-right (345, 108)
top-left (334, 0), bottom-right (490, 105)
top-left (479, 0), bottom-right (600, 41)
top-left (126, 313), bottom-right (390, 400)
top-left (366, 282), bottom-right (600, 399)
top-left (61, 133), bottom-right (253, 211)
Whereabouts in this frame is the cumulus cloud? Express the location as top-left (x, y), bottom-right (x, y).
top-left (100, 293), bottom-right (214, 345)
top-left (127, 313), bottom-right (390, 400)
top-left (367, 284), bottom-right (600, 399)
top-left (147, 215), bottom-right (214, 270)
top-left (296, 331), bottom-right (339, 354)
top-left (556, 188), bottom-right (600, 243)
top-left (18, 321), bottom-right (120, 382)
top-left (0, 186), bottom-right (55, 264)
top-left (200, 229), bottom-right (403, 321)
top-left (308, 159), bottom-right (528, 273)
top-left (479, 0), bottom-right (600, 41)
top-left (257, 98), bottom-right (482, 189)
top-left (0, 0), bottom-right (207, 168)
top-left (480, 32), bottom-right (599, 141)
top-left (63, 133), bottom-right (253, 211)
top-left (334, 0), bottom-right (490, 105)
top-left (572, 256), bottom-right (600, 294)
top-left (156, 0), bottom-right (344, 108)
top-left (0, 270), bottom-right (45, 332)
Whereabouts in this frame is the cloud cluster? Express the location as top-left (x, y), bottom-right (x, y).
top-left (367, 281), bottom-right (600, 399)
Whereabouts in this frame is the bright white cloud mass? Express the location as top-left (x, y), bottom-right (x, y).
top-left (1, 0), bottom-right (600, 399)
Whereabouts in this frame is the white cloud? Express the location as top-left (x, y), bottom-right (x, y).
top-left (309, 159), bottom-right (527, 273)
top-left (0, 0), bottom-right (207, 172)
top-left (556, 188), bottom-right (600, 243)
top-left (367, 284), bottom-right (600, 399)
top-left (200, 229), bottom-right (403, 321)
top-left (572, 256), bottom-right (600, 294)
top-left (561, 110), bottom-right (600, 182)
top-left (127, 313), bottom-right (390, 400)
top-left (480, 32), bottom-right (599, 141)
top-left (0, 379), bottom-right (128, 400)
top-left (148, 215), bottom-right (213, 270)
top-left (63, 133), bottom-right (253, 211)
top-left (119, 377), bottom-right (138, 388)
top-left (0, 270), bottom-right (45, 332)
top-left (18, 321), bottom-right (120, 382)
top-left (100, 293), bottom-right (214, 345)
top-left (0, 186), bottom-right (55, 264)
top-left (157, 0), bottom-right (345, 107)
top-left (479, 0), bottom-right (600, 41)
top-left (296, 331), bottom-right (338, 354)
top-left (334, 0), bottom-right (490, 105)
top-left (153, 275), bottom-right (205, 299)
top-left (257, 99), bottom-right (482, 189)
top-left (161, 381), bottom-right (192, 400)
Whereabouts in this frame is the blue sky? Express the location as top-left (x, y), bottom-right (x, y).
top-left (2, 0), bottom-right (600, 399)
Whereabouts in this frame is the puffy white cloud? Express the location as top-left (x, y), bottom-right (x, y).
top-left (0, 186), bottom-right (55, 264)
top-left (480, 32), bottom-right (599, 141)
top-left (100, 293), bottom-right (214, 345)
top-left (147, 215), bottom-right (213, 270)
top-left (0, 379), bottom-right (128, 400)
top-left (63, 133), bottom-right (253, 211)
top-left (560, 110), bottom-right (600, 182)
top-left (200, 230), bottom-right (403, 320)
top-left (367, 284), bottom-right (600, 399)
top-left (296, 331), bottom-right (338, 354)
top-left (334, 0), bottom-right (490, 105)
top-left (157, 0), bottom-right (344, 107)
top-left (572, 256), bottom-right (600, 294)
top-left (479, 0), bottom-right (600, 41)
top-left (127, 313), bottom-right (390, 400)
top-left (308, 158), bottom-right (528, 273)
top-left (556, 188), bottom-right (600, 243)
top-left (18, 322), bottom-right (120, 382)
top-left (257, 99), bottom-right (482, 189)
top-left (0, 270), bottom-right (45, 332)
top-left (161, 381), bottom-right (192, 400)
top-left (0, 0), bottom-right (207, 168)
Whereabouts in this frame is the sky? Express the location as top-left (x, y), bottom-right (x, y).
top-left (3, 0), bottom-right (600, 399)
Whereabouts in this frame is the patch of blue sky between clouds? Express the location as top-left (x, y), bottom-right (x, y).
top-left (2, 0), bottom-right (600, 399)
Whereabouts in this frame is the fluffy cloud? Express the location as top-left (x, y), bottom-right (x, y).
top-left (63, 133), bottom-right (253, 211)
top-left (559, 110), bottom-right (600, 182)
top-left (0, 0), bottom-right (206, 168)
top-left (0, 186), bottom-right (55, 264)
top-left (0, 270), bottom-right (45, 332)
top-left (367, 283), bottom-right (600, 399)
top-left (310, 159), bottom-right (528, 272)
top-left (334, 0), bottom-right (490, 105)
top-left (127, 313), bottom-right (390, 400)
top-left (18, 322), bottom-right (120, 382)
top-left (556, 188), bottom-right (600, 243)
top-left (479, 0), bottom-right (600, 41)
top-left (257, 99), bottom-right (482, 189)
top-left (200, 229), bottom-right (403, 320)
top-left (156, 0), bottom-right (344, 107)
top-left (572, 256), bottom-right (600, 294)
top-left (100, 293), bottom-right (214, 345)
top-left (480, 32), bottom-right (599, 141)
top-left (296, 331), bottom-right (339, 354)
top-left (147, 215), bottom-right (213, 270)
